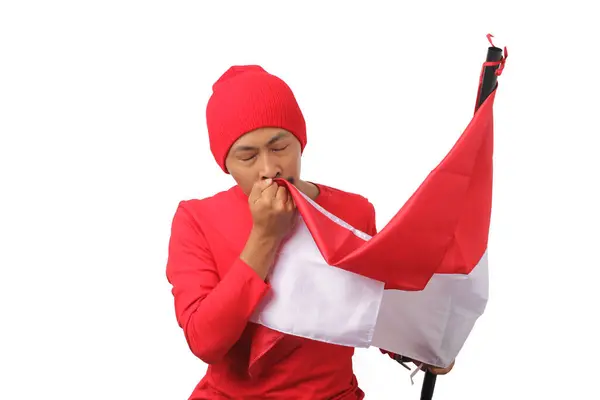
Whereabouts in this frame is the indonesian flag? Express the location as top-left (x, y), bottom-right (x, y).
top-left (249, 85), bottom-right (498, 369)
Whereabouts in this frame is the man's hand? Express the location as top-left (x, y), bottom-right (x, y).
top-left (248, 178), bottom-right (296, 241)
top-left (421, 359), bottom-right (455, 375)
top-left (240, 179), bottom-right (297, 280)
top-left (390, 353), bottom-right (455, 376)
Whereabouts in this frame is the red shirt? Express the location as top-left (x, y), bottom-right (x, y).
top-left (166, 183), bottom-right (378, 399)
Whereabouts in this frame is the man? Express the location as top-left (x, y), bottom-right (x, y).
top-left (166, 65), bottom-right (453, 399)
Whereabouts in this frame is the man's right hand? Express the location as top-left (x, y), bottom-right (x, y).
top-left (240, 179), bottom-right (297, 280)
top-left (248, 178), bottom-right (296, 242)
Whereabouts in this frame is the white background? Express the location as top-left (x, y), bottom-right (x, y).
top-left (1, 1), bottom-right (599, 399)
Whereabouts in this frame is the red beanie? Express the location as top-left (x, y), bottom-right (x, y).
top-left (206, 65), bottom-right (307, 173)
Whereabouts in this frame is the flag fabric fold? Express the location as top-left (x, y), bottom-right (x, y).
top-left (249, 56), bottom-right (502, 368)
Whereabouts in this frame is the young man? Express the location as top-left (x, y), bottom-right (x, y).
top-left (166, 65), bottom-right (452, 399)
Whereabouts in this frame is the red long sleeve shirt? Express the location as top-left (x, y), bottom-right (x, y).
top-left (166, 183), bottom-right (378, 399)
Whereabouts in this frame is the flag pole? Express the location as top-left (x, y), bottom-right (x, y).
top-left (476, 37), bottom-right (504, 108)
top-left (394, 34), bottom-right (505, 400)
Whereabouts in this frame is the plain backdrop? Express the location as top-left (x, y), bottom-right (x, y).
top-left (1, 1), bottom-right (599, 399)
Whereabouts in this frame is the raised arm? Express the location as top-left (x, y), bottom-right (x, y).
top-left (166, 179), bottom-right (297, 364)
top-left (166, 202), bottom-right (274, 364)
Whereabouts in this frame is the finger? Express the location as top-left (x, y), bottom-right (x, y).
top-left (249, 179), bottom-right (273, 203)
top-left (438, 360), bottom-right (455, 374)
top-left (261, 181), bottom-right (278, 200)
top-left (428, 367), bottom-right (445, 375)
top-left (275, 185), bottom-right (288, 207)
top-left (285, 189), bottom-right (296, 212)
top-left (427, 363), bottom-right (452, 375)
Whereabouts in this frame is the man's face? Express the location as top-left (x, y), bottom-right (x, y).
top-left (225, 127), bottom-right (302, 195)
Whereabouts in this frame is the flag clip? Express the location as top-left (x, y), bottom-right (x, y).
top-left (496, 46), bottom-right (508, 76)
top-left (486, 33), bottom-right (508, 76)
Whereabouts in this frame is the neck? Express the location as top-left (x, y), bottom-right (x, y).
top-left (296, 179), bottom-right (320, 201)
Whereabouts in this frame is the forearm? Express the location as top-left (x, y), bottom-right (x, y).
top-left (167, 203), bottom-right (274, 365)
top-left (240, 227), bottom-right (281, 280)
top-left (183, 258), bottom-right (269, 363)
top-left (184, 229), bottom-right (281, 362)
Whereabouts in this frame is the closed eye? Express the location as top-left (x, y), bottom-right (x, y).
top-left (271, 145), bottom-right (289, 152)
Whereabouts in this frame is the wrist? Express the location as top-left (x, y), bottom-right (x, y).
top-left (249, 226), bottom-right (282, 247)
top-left (240, 227), bottom-right (282, 281)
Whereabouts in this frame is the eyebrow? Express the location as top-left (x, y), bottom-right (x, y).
top-left (233, 131), bottom-right (289, 152)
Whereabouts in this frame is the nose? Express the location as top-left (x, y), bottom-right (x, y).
top-left (259, 152), bottom-right (282, 180)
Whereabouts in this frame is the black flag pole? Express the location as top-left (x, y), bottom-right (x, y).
top-left (393, 34), bottom-right (506, 400)
top-left (476, 38), bottom-right (504, 108)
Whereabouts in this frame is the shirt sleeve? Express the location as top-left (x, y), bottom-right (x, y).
top-left (166, 201), bottom-right (270, 364)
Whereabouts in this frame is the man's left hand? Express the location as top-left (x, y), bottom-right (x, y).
top-left (421, 360), bottom-right (455, 375)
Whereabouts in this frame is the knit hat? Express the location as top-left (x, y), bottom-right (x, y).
top-left (206, 65), bottom-right (307, 173)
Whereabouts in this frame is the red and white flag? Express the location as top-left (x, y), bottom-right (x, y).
top-left (249, 83), bottom-right (498, 369)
